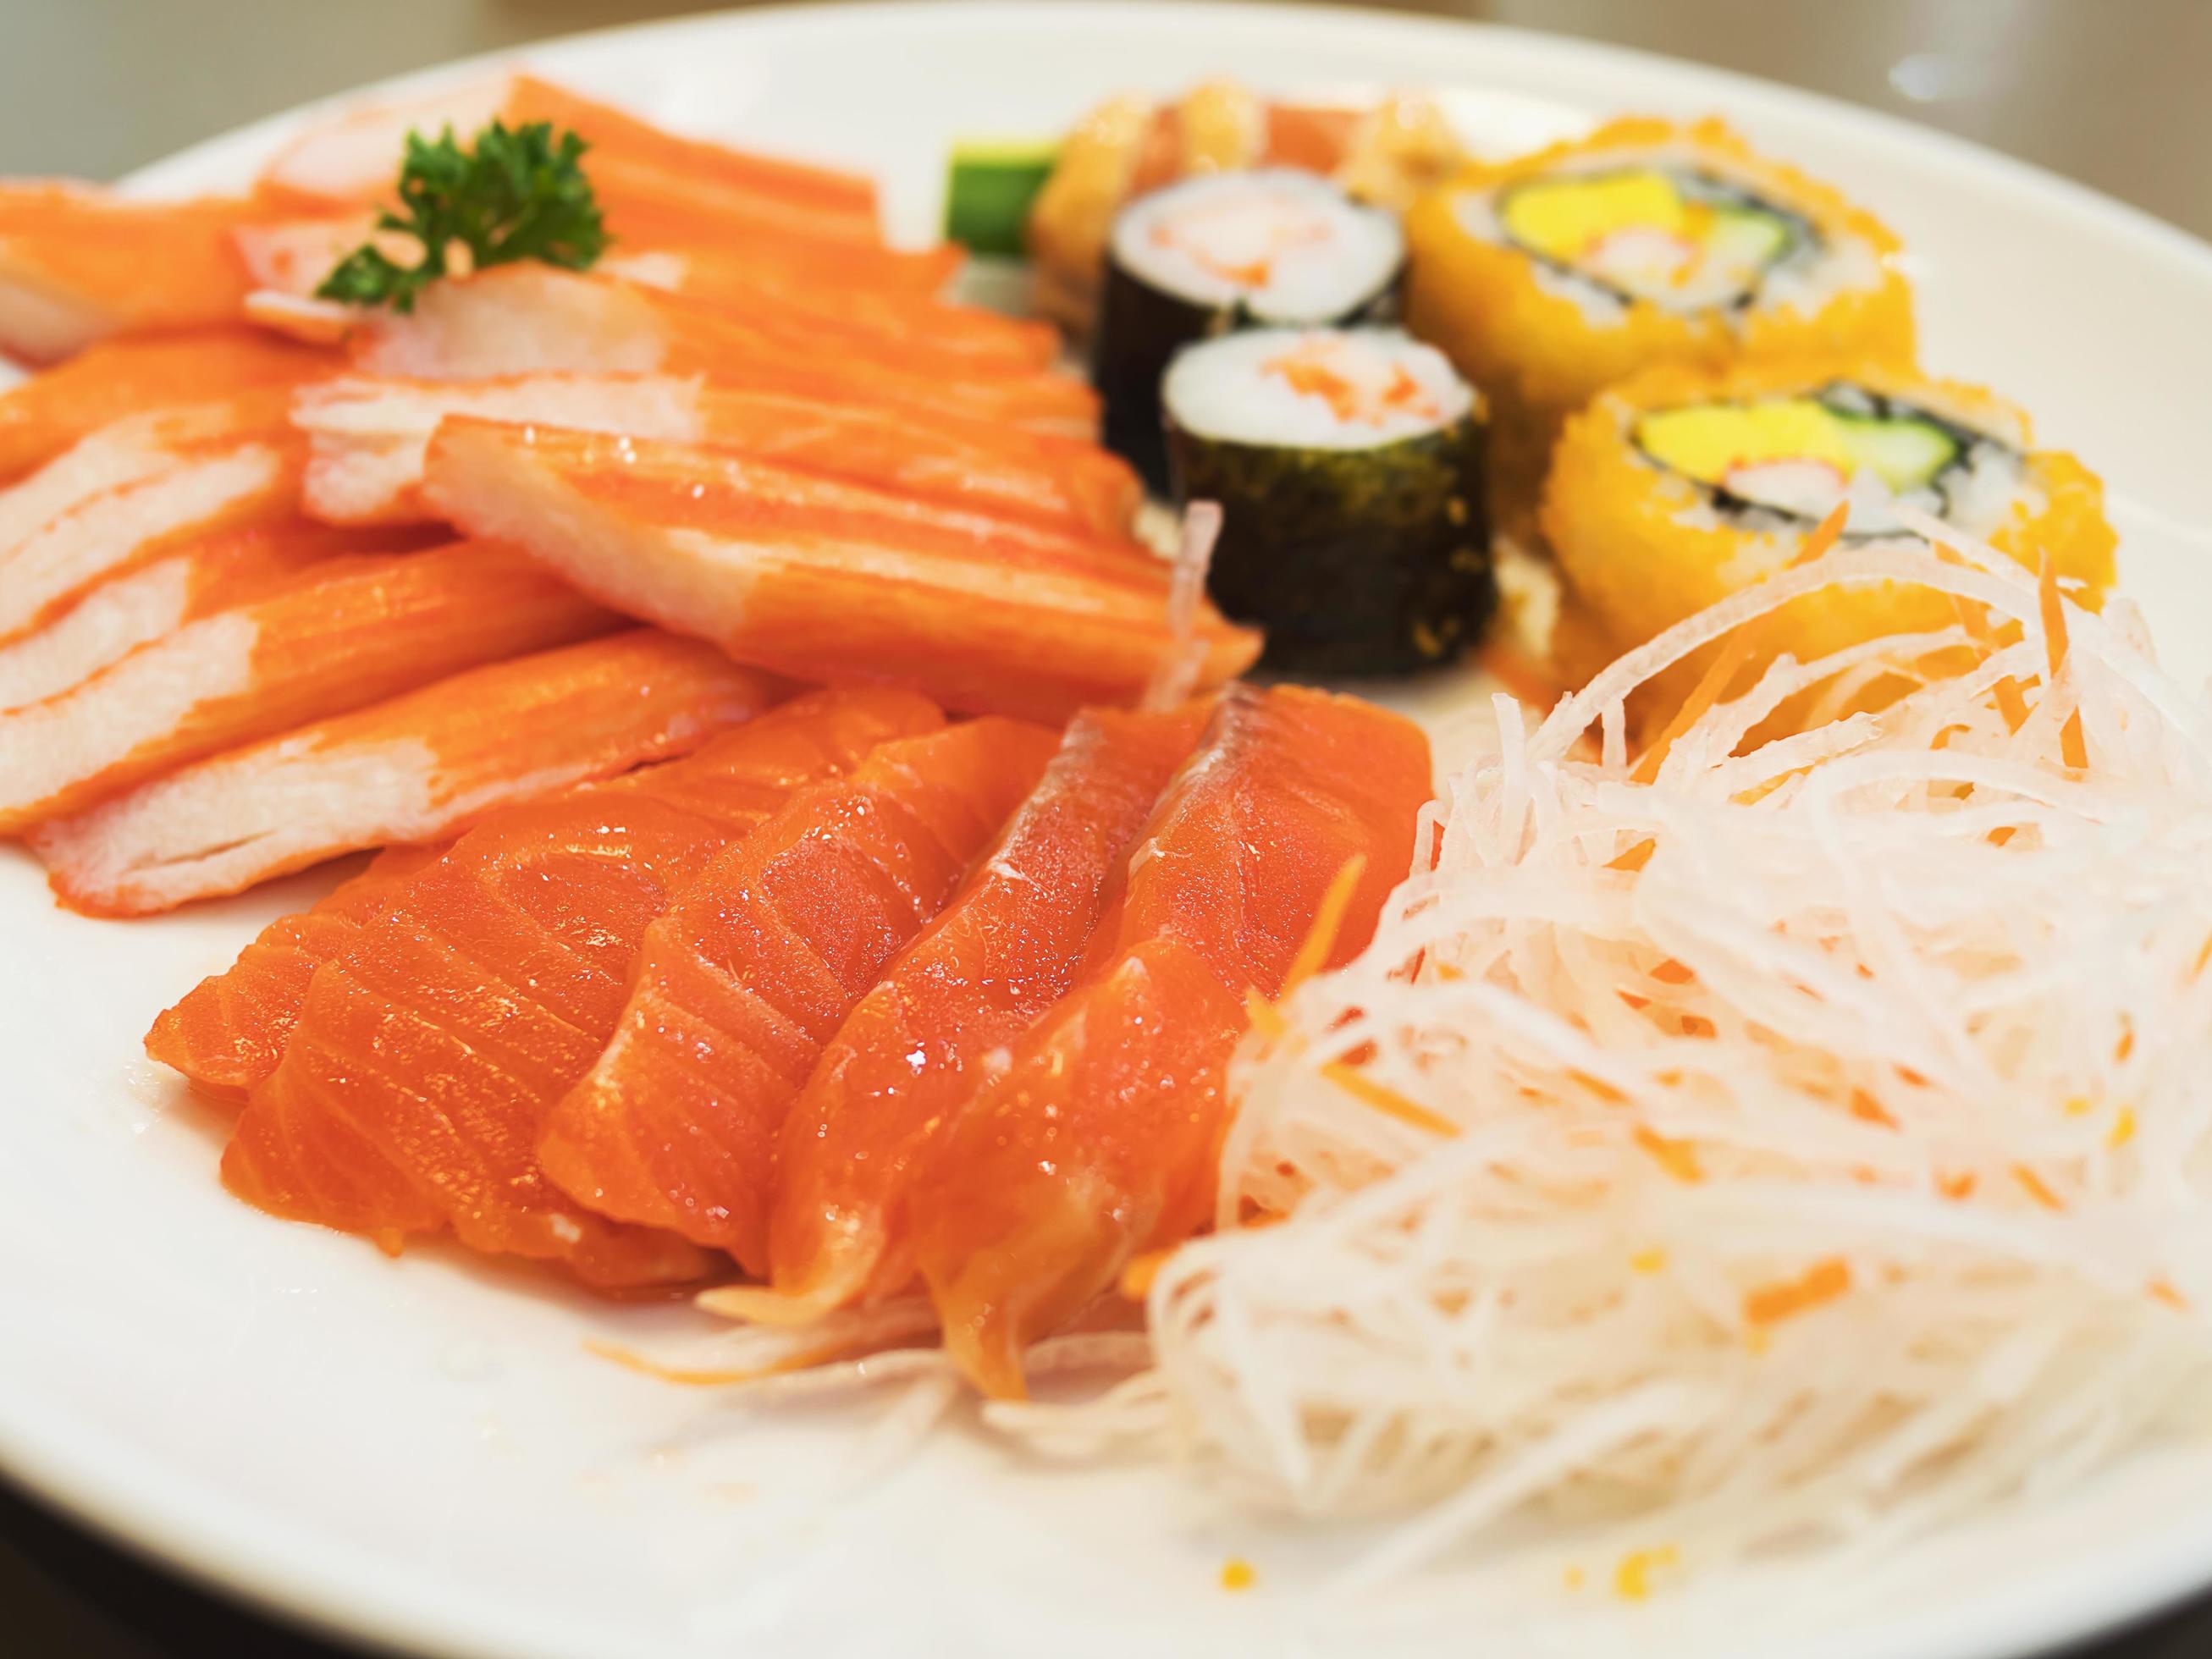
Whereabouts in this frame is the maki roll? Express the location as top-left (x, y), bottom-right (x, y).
top-left (1405, 117), bottom-right (1915, 529)
top-left (1165, 326), bottom-right (1492, 675)
top-left (1097, 169), bottom-right (1404, 491)
top-left (1541, 357), bottom-right (2116, 702)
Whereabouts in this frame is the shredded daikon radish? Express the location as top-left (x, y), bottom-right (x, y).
top-left (1038, 531), bottom-right (2212, 1587)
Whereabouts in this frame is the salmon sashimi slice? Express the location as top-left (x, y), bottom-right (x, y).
top-left (218, 687), bottom-right (942, 1284)
top-left (146, 841), bottom-right (448, 1104)
top-left (339, 267), bottom-right (1096, 438)
top-left (538, 717), bottom-right (1060, 1275)
top-left (908, 686), bottom-right (1435, 1396)
top-left (422, 420), bottom-right (1260, 722)
top-left (294, 372), bottom-right (1140, 534)
top-left (0, 326), bottom-right (333, 485)
top-left (715, 704), bottom-right (1211, 1325)
top-left (0, 185), bottom-right (263, 363)
top-left (256, 74), bottom-right (879, 230)
top-left (0, 519), bottom-right (436, 714)
top-left (31, 630), bottom-right (782, 916)
top-left (0, 539), bottom-right (614, 833)
top-left (0, 395), bottom-right (304, 644)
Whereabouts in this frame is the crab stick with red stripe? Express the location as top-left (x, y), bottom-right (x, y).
top-left (909, 686), bottom-right (1433, 1397)
top-left (0, 538), bottom-right (614, 833)
top-left (423, 419), bottom-right (1258, 722)
top-left (293, 372), bottom-right (1139, 533)
top-left (0, 185), bottom-right (266, 364)
top-left (0, 519), bottom-right (435, 714)
top-left (336, 267), bottom-right (1096, 437)
top-left (256, 74), bottom-right (880, 240)
top-left (538, 716), bottom-right (1059, 1273)
top-left (0, 394), bottom-right (305, 644)
top-left (32, 629), bottom-right (781, 916)
top-left (0, 326), bottom-right (333, 485)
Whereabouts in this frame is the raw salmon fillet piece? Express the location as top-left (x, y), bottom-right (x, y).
top-left (34, 630), bottom-right (782, 915)
top-left (713, 704), bottom-right (1209, 1324)
top-left (910, 686), bottom-right (1435, 1396)
top-left (538, 717), bottom-right (1059, 1275)
top-left (294, 372), bottom-right (1139, 535)
top-left (0, 185), bottom-right (264, 363)
top-left (0, 327), bottom-right (332, 485)
top-left (422, 419), bottom-right (1260, 722)
top-left (146, 842), bottom-right (446, 1104)
top-left (0, 538), bottom-right (614, 833)
top-left (218, 688), bottom-right (943, 1285)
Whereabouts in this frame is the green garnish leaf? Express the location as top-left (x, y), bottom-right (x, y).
top-left (316, 118), bottom-right (609, 313)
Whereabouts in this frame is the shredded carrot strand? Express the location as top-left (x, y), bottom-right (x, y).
top-left (1937, 1171), bottom-right (1978, 1201)
top-left (2038, 550), bottom-right (2090, 769)
top-left (1743, 1257), bottom-right (1852, 1326)
top-left (1120, 1247), bottom-right (1176, 1301)
top-left (1848, 1088), bottom-right (1900, 1129)
top-left (2013, 1164), bottom-right (2066, 1211)
top-left (1278, 855), bottom-right (1367, 1000)
top-left (1634, 1124), bottom-right (1703, 1183)
top-left (1321, 1061), bottom-right (1461, 1138)
top-left (1608, 838), bottom-right (1655, 874)
top-left (2149, 1277), bottom-right (2190, 1313)
top-left (2109, 1107), bottom-right (2138, 1150)
top-left (1243, 985), bottom-right (1291, 1041)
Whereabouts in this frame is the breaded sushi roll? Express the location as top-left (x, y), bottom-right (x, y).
top-left (1164, 326), bottom-right (1492, 674)
top-left (1095, 169), bottom-right (1404, 490)
top-left (1406, 117), bottom-right (1915, 526)
top-left (1540, 357), bottom-right (2116, 695)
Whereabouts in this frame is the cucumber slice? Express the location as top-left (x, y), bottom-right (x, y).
top-left (1833, 413), bottom-right (1963, 493)
top-left (945, 141), bottom-right (1058, 259)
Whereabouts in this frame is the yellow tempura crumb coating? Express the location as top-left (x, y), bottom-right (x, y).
top-left (1404, 117), bottom-right (1917, 523)
top-left (1539, 357), bottom-right (2117, 697)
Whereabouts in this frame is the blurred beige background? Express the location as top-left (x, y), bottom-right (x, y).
top-left (3, 0), bottom-right (2209, 238)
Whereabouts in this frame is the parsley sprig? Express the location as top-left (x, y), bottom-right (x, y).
top-left (316, 118), bottom-right (609, 313)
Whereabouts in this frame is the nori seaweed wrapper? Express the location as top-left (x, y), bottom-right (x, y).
top-left (1095, 257), bottom-right (1402, 496)
top-left (1168, 412), bottom-right (1494, 676)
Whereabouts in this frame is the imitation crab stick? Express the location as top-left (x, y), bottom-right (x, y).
top-left (537, 717), bottom-right (1058, 1274)
top-left (146, 841), bottom-right (448, 1103)
top-left (422, 420), bottom-right (1260, 722)
top-left (0, 519), bottom-right (433, 714)
top-left (215, 688), bottom-right (941, 1284)
top-left (714, 704), bottom-right (1210, 1325)
top-left (0, 539), bottom-right (613, 834)
top-left (0, 394), bottom-right (304, 644)
top-left (0, 185), bottom-right (264, 364)
top-left (257, 74), bottom-right (880, 240)
top-left (293, 372), bottom-right (1141, 533)
top-left (30, 629), bottom-right (779, 916)
top-left (909, 686), bottom-right (1434, 1397)
top-left (335, 267), bottom-right (1097, 437)
top-left (0, 326), bottom-right (332, 484)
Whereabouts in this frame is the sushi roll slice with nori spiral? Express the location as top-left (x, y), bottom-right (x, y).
top-left (1165, 326), bottom-right (1492, 675)
top-left (1098, 168), bottom-right (1404, 491)
top-left (1541, 357), bottom-right (2116, 705)
top-left (1405, 117), bottom-right (1915, 529)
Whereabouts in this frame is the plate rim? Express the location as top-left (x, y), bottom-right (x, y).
top-left (8, 5), bottom-right (2212, 1657)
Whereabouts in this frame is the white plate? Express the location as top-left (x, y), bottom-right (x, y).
top-left (7, 5), bottom-right (2212, 1656)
